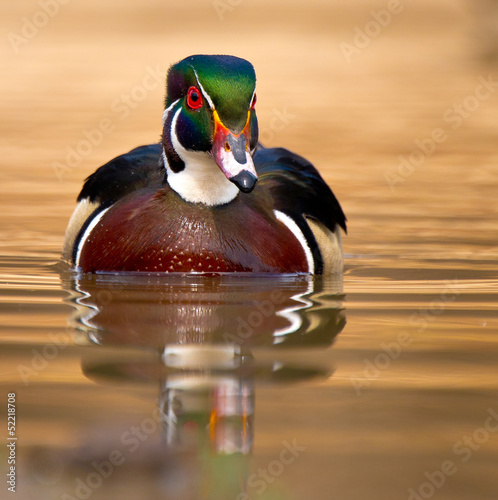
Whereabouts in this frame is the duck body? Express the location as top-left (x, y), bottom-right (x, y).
top-left (63, 55), bottom-right (346, 275)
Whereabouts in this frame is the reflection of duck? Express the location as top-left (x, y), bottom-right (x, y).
top-left (62, 54), bottom-right (346, 275)
top-left (159, 348), bottom-right (254, 455)
top-left (65, 273), bottom-right (345, 349)
top-left (61, 273), bottom-right (345, 499)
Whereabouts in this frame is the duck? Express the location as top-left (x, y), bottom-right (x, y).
top-left (62, 54), bottom-right (346, 275)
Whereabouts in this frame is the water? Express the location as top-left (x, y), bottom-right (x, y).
top-left (2, 1), bottom-right (498, 499)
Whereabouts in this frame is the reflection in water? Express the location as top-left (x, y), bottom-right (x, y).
top-left (54, 272), bottom-right (346, 499)
top-left (3, 1), bottom-right (498, 496)
top-left (65, 273), bottom-right (345, 348)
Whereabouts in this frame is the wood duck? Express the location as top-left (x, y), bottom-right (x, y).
top-left (62, 55), bottom-right (346, 275)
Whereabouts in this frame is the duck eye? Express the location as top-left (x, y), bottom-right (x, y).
top-left (187, 86), bottom-right (203, 110)
top-left (250, 93), bottom-right (257, 110)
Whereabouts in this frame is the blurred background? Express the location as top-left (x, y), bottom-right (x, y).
top-left (1, 0), bottom-right (497, 258)
top-left (1, 1), bottom-right (498, 500)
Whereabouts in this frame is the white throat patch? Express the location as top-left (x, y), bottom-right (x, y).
top-left (162, 107), bottom-right (239, 206)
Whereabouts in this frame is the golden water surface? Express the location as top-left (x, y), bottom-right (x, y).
top-left (1, 1), bottom-right (498, 499)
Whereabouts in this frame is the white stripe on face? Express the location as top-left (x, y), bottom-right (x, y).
top-left (162, 98), bottom-right (180, 126)
top-left (192, 69), bottom-right (215, 110)
top-left (164, 108), bottom-right (239, 206)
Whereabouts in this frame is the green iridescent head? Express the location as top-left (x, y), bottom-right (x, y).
top-left (165, 54), bottom-right (256, 132)
top-left (162, 55), bottom-right (259, 196)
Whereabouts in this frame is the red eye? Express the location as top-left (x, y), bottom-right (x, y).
top-left (251, 93), bottom-right (257, 109)
top-left (187, 86), bottom-right (203, 110)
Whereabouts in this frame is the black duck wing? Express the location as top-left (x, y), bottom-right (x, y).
top-left (254, 146), bottom-right (346, 233)
top-left (253, 146), bottom-right (346, 275)
top-left (62, 144), bottom-right (164, 264)
top-left (78, 143), bottom-right (164, 204)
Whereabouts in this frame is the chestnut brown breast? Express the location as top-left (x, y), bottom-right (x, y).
top-left (78, 187), bottom-right (308, 274)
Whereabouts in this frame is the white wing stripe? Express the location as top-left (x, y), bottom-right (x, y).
top-left (273, 210), bottom-right (314, 274)
top-left (75, 207), bottom-right (111, 268)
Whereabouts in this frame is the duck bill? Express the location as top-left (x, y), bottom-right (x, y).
top-left (211, 110), bottom-right (258, 193)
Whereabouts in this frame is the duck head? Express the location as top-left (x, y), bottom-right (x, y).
top-left (161, 55), bottom-right (258, 205)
